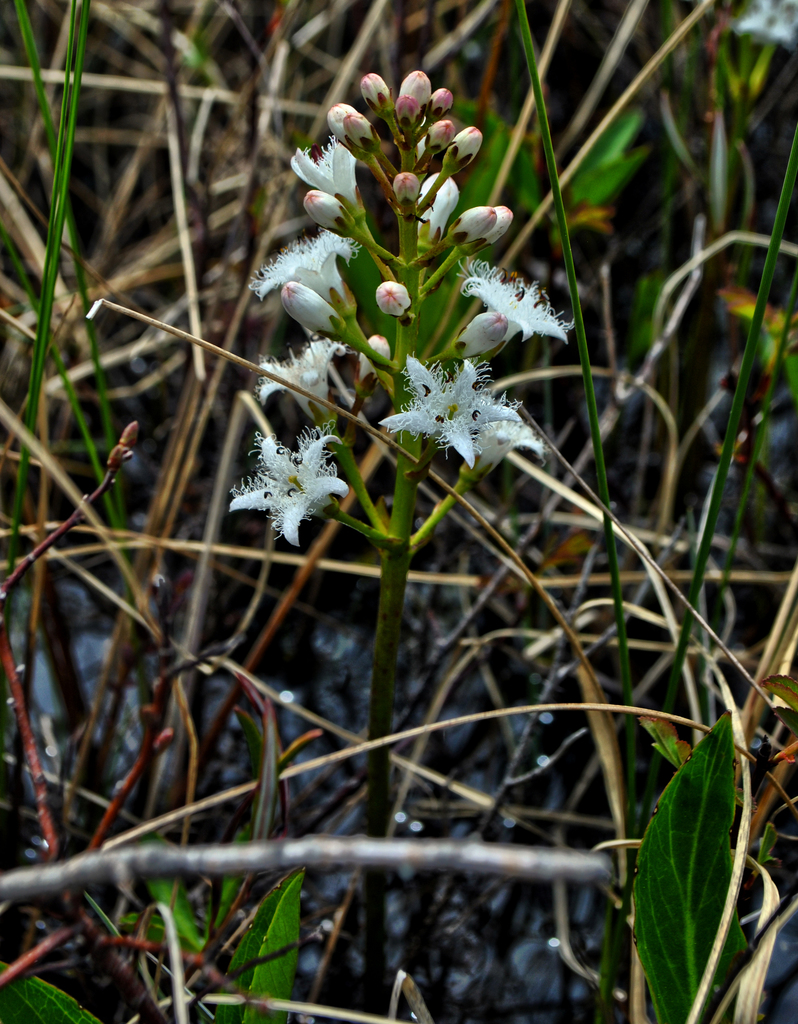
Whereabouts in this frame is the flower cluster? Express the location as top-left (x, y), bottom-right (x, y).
top-left (232, 68), bottom-right (562, 545)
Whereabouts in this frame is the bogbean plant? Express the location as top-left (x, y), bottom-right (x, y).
top-left (229, 68), bottom-right (571, 960)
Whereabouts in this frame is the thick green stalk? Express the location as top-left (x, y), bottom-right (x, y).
top-left (513, 0), bottom-right (636, 824)
top-left (640, 118), bottom-right (798, 834)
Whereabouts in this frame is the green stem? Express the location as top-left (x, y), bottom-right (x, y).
top-left (331, 442), bottom-right (386, 532)
top-left (514, 0), bottom-right (636, 826)
top-left (640, 117), bottom-right (798, 835)
top-left (327, 506), bottom-right (395, 547)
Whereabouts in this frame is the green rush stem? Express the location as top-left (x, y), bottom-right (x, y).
top-left (640, 118), bottom-right (798, 836)
top-left (364, 196), bottom-right (422, 1009)
top-left (0, 219), bottom-right (39, 312)
top-left (711, 256), bottom-right (798, 632)
top-left (514, 0), bottom-right (636, 823)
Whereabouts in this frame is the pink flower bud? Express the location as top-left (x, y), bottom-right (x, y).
top-left (303, 190), bottom-right (348, 231)
top-left (399, 70), bottom-right (432, 109)
top-left (361, 73), bottom-right (393, 114)
top-left (393, 172), bottom-right (421, 206)
top-left (327, 103), bottom-right (360, 144)
top-left (367, 335), bottom-right (392, 361)
top-left (442, 127), bottom-right (483, 172)
top-left (343, 111), bottom-right (379, 151)
top-left (447, 206), bottom-right (498, 244)
top-left (375, 281), bottom-right (411, 317)
top-left (454, 311), bottom-right (509, 356)
top-left (429, 88), bottom-right (453, 119)
top-left (395, 94), bottom-right (423, 129)
top-left (281, 281), bottom-right (340, 334)
top-left (484, 205), bottom-right (514, 243)
top-left (426, 119), bottom-right (455, 153)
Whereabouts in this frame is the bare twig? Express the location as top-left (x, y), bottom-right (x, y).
top-left (0, 837), bottom-right (611, 903)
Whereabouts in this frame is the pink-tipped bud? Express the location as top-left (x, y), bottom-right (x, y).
top-left (367, 335), bottom-right (392, 361)
top-left (454, 311), bottom-right (509, 356)
top-left (426, 119), bottom-right (455, 154)
top-left (442, 126), bottom-right (483, 173)
top-left (447, 206), bottom-right (497, 244)
top-left (393, 172), bottom-right (421, 206)
top-left (376, 281), bottom-right (411, 317)
top-left (327, 103), bottom-right (360, 143)
top-left (484, 205), bottom-right (514, 243)
top-left (361, 73), bottom-right (393, 115)
top-left (303, 190), bottom-right (349, 231)
top-left (429, 88), bottom-right (453, 119)
top-left (395, 93), bottom-right (423, 129)
top-left (281, 281), bottom-right (340, 334)
top-left (343, 111), bottom-right (380, 151)
top-left (399, 70), bottom-right (432, 109)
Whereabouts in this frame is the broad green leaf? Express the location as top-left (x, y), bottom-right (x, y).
top-left (635, 713), bottom-right (746, 1024)
top-left (215, 869), bottom-right (304, 1024)
top-left (639, 716), bottom-right (691, 768)
top-left (0, 968), bottom-right (103, 1024)
top-left (244, 869), bottom-right (304, 1024)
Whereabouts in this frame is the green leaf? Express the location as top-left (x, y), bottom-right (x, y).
top-left (634, 714), bottom-right (746, 1024)
top-left (140, 837), bottom-right (204, 953)
top-left (762, 675), bottom-right (798, 736)
top-left (569, 146), bottom-right (650, 207)
top-left (0, 968), bottom-right (103, 1024)
top-left (579, 110), bottom-right (644, 172)
top-left (639, 716), bottom-right (691, 768)
top-left (758, 821), bottom-right (779, 866)
top-left (626, 271), bottom-right (663, 366)
top-left (235, 708), bottom-right (263, 779)
top-left (215, 869), bottom-right (304, 1024)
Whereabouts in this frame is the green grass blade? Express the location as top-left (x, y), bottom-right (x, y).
top-left (513, 0), bottom-right (636, 821)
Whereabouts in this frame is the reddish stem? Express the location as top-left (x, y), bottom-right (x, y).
top-left (0, 925), bottom-right (78, 992)
top-left (0, 624), bottom-right (60, 858)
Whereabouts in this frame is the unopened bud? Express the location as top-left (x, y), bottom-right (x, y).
top-left (343, 111), bottom-right (380, 151)
top-left (399, 70), bottom-right (431, 109)
top-left (426, 119), bottom-right (455, 153)
top-left (154, 728), bottom-right (174, 754)
top-left (361, 73), bottom-right (393, 115)
top-left (442, 127), bottom-right (482, 173)
top-left (454, 312), bottom-right (509, 356)
top-left (119, 421), bottom-right (139, 449)
top-left (366, 334), bottom-right (391, 361)
top-left (395, 94), bottom-right (423, 129)
top-left (447, 206), bottom-right (497, 244)
top-left (327, 103), bottom-right (360, 144)
top-left (429, 88), bottom-right (453, 119)
top-left (484, 206), bottom-right (514, 243)
top-left (303, 190), bottom-right (349, 231)
top-left (375, 281), bottom-right (411, 317)
top-left (282, 281), bottom-right (340, 334)
top-left (393, 172), bottom-right (421, 206)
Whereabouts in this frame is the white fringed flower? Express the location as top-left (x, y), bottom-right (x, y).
top-left (733, 0), bottom-right (798, 48)
top-left (461, 260), bottom-right (572, 343)
top-left (258, 337), bottom-right (345, 421)
top-left (250, 232), bottom-right (358, 303)
top-left (473, 421), bottom-right (547, 472)
top-left (291, 137), bottom-right (358, 206)
top-left (229, 426), bottom-right (349, 547)
top-left (379, 357), bottom-right (520, 467)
